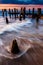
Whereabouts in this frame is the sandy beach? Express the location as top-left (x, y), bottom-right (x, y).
top-left (0, 17), bottom-right (43, 65)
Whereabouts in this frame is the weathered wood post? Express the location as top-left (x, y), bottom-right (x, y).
top-left (29, 9), bottom-right (30, 15)
top-left (11, 9), bottom-right (14, 18)
top-left (32, 8), bottom-right (35, 19)
top-left (8, 9), bottom-right (11, 18)
top-left (6, 17), bottom-right (9, 24)
top-left (11, 40), bottom-right (20, 54)
top-left (19, 8), bottom-right (23, 21)
top-left (16, 9), bottom-right (18, 18)
top-left (19, 14), bottom-right (22, 21)
top-left (38, 8), bottom-right (41, 18)
top-left (23, 7), bottom-right (26, 20)
top-left (36, 8), bottom-right (41, 28)
top-left (6, 9), bottom-right (7, 17)
top-left (2, 9), bottom-right (5, 17)
top-left (14, 8), bottom-right (17, 20)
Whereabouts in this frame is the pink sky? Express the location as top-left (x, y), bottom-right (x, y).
top-left (0, 4), bottom-right (43, 10)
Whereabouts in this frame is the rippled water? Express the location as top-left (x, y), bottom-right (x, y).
top-left (0, 17), bottom-right (33, 34)
top-left (0, 17), bottom-right (43, 59)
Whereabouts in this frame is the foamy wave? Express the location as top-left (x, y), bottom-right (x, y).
top-left (0, 18), bottom-right (32, 34)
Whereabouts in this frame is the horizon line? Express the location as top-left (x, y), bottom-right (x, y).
top-left (0, 4), bottom-right (43, 10)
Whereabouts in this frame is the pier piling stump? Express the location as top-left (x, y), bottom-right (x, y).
top-left (11, 40), bottom-right (20, 54)
top-left (6, 17), bottom-right (9, 24)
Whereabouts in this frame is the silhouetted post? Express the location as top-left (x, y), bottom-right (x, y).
top-left (35, 8), bottom-right (41, 28)
top-left (36, 8), bottom-right (41, 28)
top-left (11, 9), bottom-right (13, 18)
top-left (16, 9), bottom-right (18, 18)
top-left (6, 9), bottom-right (7, 17)
top-left (28, 9), bottom-right (31, 18)
top-left (19, 14), bottom-right (22, 21)
top-left (6, 17), bottom-right (9, 24)
top-left (8, 9), bottom-right (11, 18)
top-left (21, 7), bottom-right (23, 16)
top-left (2, 9), bottom-right (4, 17)
top-left (11, 40), bottom-right (20, 54)
top-left (4, 9), bottom-right (7, 17)
top-left (29, 9), bottom-right (30, 15)
top-left (14, 8), bottom-right (17, 19)
top-left (19, 8), bottom-right (23, 21)
top-left (21, 7), bottom-right (23, 15)
top-left (38, 8), bottom-right (41, 18)
top-left (23, 7), bottom-right (26, 20)
top-left (32, 8), bottom-right (35, 19)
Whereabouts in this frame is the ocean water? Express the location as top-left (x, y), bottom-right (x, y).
top-left (0, 18), bottom-right (33, 34)
top-left (0, 18), bottom-right (33, 59)
top-left (0, 9), bottom-right (43, 16)
top-left (0, 10), bottom-right (2, 16)
top-left (0, 9), bottom-right (43, 59)
top-left (0, 9), bottom-right (43, 35)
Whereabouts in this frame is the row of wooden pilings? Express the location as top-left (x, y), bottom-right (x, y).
top-left (1, 8), bottom-right (42, 54)
top-left (2, 7), bottom-right (42, 28)
top-left (2, 7), bottom-right (41, 20)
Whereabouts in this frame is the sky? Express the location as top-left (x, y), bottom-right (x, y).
top-left (0, 0), bottom-right (43, 10)
top-left (0, 0), bottom-right (43, 4)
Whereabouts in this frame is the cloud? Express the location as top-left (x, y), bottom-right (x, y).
top-left (0, 0), bottom-right (43, 4)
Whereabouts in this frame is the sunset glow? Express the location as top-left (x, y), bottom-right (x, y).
top-left (0, 4), bottom-right (43, 10)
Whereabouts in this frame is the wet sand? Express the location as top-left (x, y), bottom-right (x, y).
top-left (0, 36), bottom-right (43, 65)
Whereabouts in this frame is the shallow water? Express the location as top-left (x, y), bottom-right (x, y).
top-left (0, 17), bottom-right (33, 34)
top-left (0, 17), bottom-right (43, 59)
